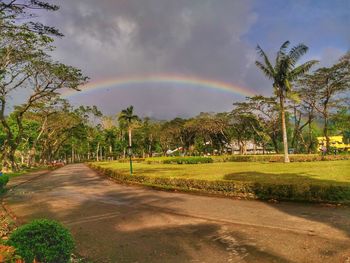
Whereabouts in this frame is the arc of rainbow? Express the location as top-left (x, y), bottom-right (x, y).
top-left (61, 74), bottom-right (256, 98)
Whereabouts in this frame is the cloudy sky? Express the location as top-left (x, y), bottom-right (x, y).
top-left (39, 0), bottom-right (349, 119)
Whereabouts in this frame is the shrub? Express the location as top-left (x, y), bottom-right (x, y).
top-left (0, 175), bottom-right (9, 193)
top-left (8, 219), bottom-right (74, 263)
top-left (162, 157), bottom-right (213, 164)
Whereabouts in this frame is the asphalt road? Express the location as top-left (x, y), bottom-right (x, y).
top-left (4, 164), bottom-right (350, 263)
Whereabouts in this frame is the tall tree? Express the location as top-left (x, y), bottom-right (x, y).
top-left (255, 41), bottom-right (318, 162)
top-left (118, 106), bottom-right (139, 150)
top-left (312, 53), bottom-right (350, 151)
top-left (0, 0), bottom-right (61, 36)
top-left (0, 53), bottom-right (86, 170)
top-left (118, 106), bottom-right (139, 174)
top-left (0, 0), bottom-right (87, 170)
top-left (233, 96), bottom-right (281, 153)
top-left (296, 75), bottom-right (321, 153)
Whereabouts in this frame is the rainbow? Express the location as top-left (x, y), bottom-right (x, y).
top-left (61, 74), bottom-right (256, 98)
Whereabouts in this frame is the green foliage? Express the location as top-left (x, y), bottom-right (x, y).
top-left (118, 105), bottom-right (140, 126)
top-left (162, 157), bottom-right (213, 164)
top-left (0, 175), bottom-right (9, 193)
top-left (8, 219), bottom-right (75, 263)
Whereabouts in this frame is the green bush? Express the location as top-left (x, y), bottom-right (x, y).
top-left (162, 157), bottom-right (213, 164)
top-left (90, 164), bottom-right (350, 203)
top-left (0, 175), bottom-right (9, 193)
top-left (8, 219), bottom-right (74, 263)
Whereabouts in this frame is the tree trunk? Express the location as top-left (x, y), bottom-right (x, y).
top-left (87, 142), bottom-right (90, 160)
top-left (280, 95), bottom-right (290, 163)
top-left (307, 113), bottom-right (313, 153)
top-left (128, 128), bottom-right (132, 148)
top-left (148, 143), bottom-right (152, 157)
top-left (323, 113), bottom-right (330, 153)
top-left (71, 145), bottom-right (74, 164)
top-left (96, 142), bottom-right (100, 161)
top-left (262, 143), bottom-right (266, 155)
top-left (128, 127), bottom-right (133, 175)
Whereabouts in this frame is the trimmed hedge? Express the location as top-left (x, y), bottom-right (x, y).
top-left (212, 154), bottom-right (350, 163)
top-left (162, 157), bottom-right (213, 164)
top-left (89, 164), bottom-right (350, 203)
top-left (8, 219), bottom-right (75, 263)
top-left (143, 154), bottom-right (350, 164)
top-left (118, 158), bottom-right (145, 163)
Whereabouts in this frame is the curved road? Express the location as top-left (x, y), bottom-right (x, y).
top-left (4, 164), bottom-right (350, 262)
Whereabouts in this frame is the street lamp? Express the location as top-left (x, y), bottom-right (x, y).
top-left (127, 146), bottom-right (133, 175)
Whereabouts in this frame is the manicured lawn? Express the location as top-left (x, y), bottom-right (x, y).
top-left (96, 160), bottom-right (350, 186)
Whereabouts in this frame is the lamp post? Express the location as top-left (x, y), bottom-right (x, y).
top-left (128, 146), bottom-right (133, 175)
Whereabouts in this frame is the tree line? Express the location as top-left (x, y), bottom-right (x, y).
top-left (0, 1), bottom-right (349, 171)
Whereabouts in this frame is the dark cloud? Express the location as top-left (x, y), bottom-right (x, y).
top-left (36, 0), bottom-right (349, 119)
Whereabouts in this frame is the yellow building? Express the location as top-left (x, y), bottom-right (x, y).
top-left (317, 135), bottom-right (350, 151)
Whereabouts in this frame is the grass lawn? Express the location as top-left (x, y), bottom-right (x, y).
top-left (95, 160), bottom-right (350, 186)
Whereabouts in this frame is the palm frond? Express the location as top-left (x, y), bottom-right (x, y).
top-left (118, 105), bottom-right (139, 124)
top-left (255, 61), bottom-right (274, 79)
top-left (278, 41), bottom-right (290, 58)
top-left (280, 41), bottom-right (290, 54)
top-left (288, 43), bottom-right (308, 66)
top-left (289, 60), bottom-right (318, 80)
top-left (276, 41), bottom-right (290, 70)
top-left (284, 79), bottom-right (291, 93)
top-left (256, 45), bottom-right (275, 74)
top-left (131, 114), bottom-right (140, 121)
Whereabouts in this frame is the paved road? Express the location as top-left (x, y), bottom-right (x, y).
top-left (4, 164), bottom-right (350, 262)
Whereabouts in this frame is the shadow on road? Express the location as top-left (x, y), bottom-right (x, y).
top-left (224, 171), bottom-right (350, 238)
top-left (4, 164), bottom-right (350, 262)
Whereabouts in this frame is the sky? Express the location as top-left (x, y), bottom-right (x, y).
top-left (36, 0), bottom-right (350, 119)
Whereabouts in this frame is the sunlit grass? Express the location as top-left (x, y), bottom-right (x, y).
top-left (95, 160), bottom-right (350, 186)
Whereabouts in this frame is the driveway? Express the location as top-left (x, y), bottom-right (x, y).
top-left (4, 164), bottom-right (350, 262)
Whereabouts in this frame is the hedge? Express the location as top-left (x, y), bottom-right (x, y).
top-left (212, 154), bottom-right (350, 163)
top-left (118, 158), bottom-right (145, 163)
top-left (162, 157), bottom-right (213, 164)
top-left (89, 164), bottom-right (350, 203)
top-left (143, 154), bottom-right (350, 164)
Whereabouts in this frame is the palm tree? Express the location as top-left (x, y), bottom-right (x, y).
top-left (255, 41), bottom-right (318, 162)
top-left (118, 106), bottom-right (139, 174)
